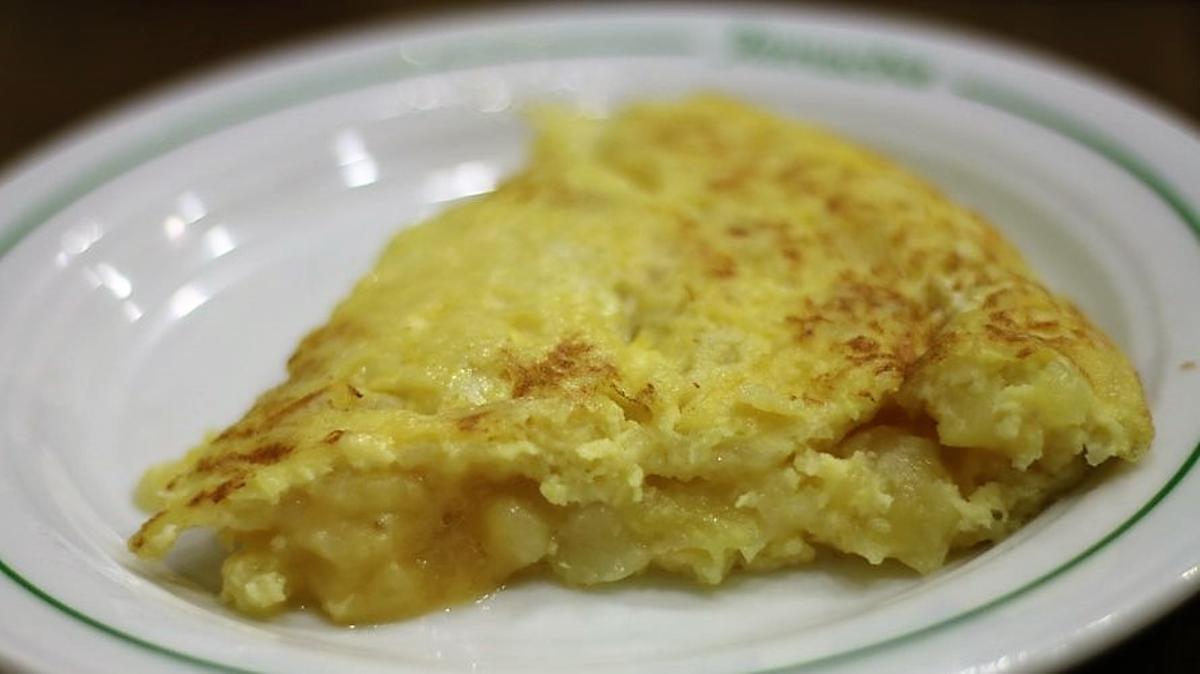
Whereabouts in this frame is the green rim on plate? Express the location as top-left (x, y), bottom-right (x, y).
top-left (0, 19), bottom-right (1197, 674)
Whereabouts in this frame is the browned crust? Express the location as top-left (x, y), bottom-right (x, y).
top-left (506, 339), bottom-right (617, 398)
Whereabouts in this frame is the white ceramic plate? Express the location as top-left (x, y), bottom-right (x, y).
top-left (1, 5), bottom-right (1198, 673)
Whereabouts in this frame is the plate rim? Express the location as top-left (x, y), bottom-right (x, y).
top-left (0, 4), bottom-right (1198, 673)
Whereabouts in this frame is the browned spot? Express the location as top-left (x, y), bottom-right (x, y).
top-left (188, 476), bottom-right (246, 507)
top-left (847, 336), bottom-right (879, 353)
top-left (1182, 361), bottom-right (1197, 371)
top-left (1016, 347), bottom-right (1036, 359)
top-left (894, 337), bottom-right (918, 364)
top-left (264, 387), bottom-right (328, 426)
top-left (196, 442), bottom-right (293, 473)
top-left (193, 454), bottom-right (225, 473)
top-left (747, 218), bottom-right (805, 265)
top-left (244, 442), bottom-right (292, 465)
top-left (982, 293), bottom-right (1002, 310)
top-left (323, 429), bottom-right (345, 444)
top-left (507, 339), bottom-right (616, 398)
top-left (208, 477), bottom-right (245, 504)
top-left (943, 253), bottom-right (963, 273)
top-left (456, 412), bottom-right (488, 432)
top-left (988, 311), bottom-right (1018, 328)
top-left (984, 324), bottom-right (1022, 343)
top-left (813, 370), bottom-right (840, 385)
top-left (846, 281), bottom-right (920, 314)
top-left (710, 259), bottom-right (736, 279)
top-left (702, 248), bottom-right (737, 279)
top-left (214, 389), bottom-right (325, 443)
top-left (785, 314), bottom-right (829, 340)
top-left (129, 512), bottom-right (165, 550)
top-left (727, 226), bottom-right (750, 238)
top-left (848, 351), bottom-right (888, 367)
top-left (1028, 320), bottom-right (1059, 331)
top-left (692, 382), bottom-right (701, 389)
top-left (348, 385), bottom-right (364, 398)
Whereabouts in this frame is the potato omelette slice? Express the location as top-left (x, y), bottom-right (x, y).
top-left (130, 95), bottom-right (1152, 623)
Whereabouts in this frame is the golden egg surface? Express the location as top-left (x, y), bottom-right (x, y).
top-left (130, 96), bottom-right (1152, 624)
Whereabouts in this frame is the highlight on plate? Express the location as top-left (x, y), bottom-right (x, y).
top-left (129, 95), bottom-right (1153, 624)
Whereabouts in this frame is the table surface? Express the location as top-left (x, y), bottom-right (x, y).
top-left (1, 1), bottom-right (1197, 672)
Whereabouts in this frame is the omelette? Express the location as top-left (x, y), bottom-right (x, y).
top-left (130, 96), bottom-right (1152, 623)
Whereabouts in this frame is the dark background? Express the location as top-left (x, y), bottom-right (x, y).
top-left (1, 1), bottom-right (1197, 672)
